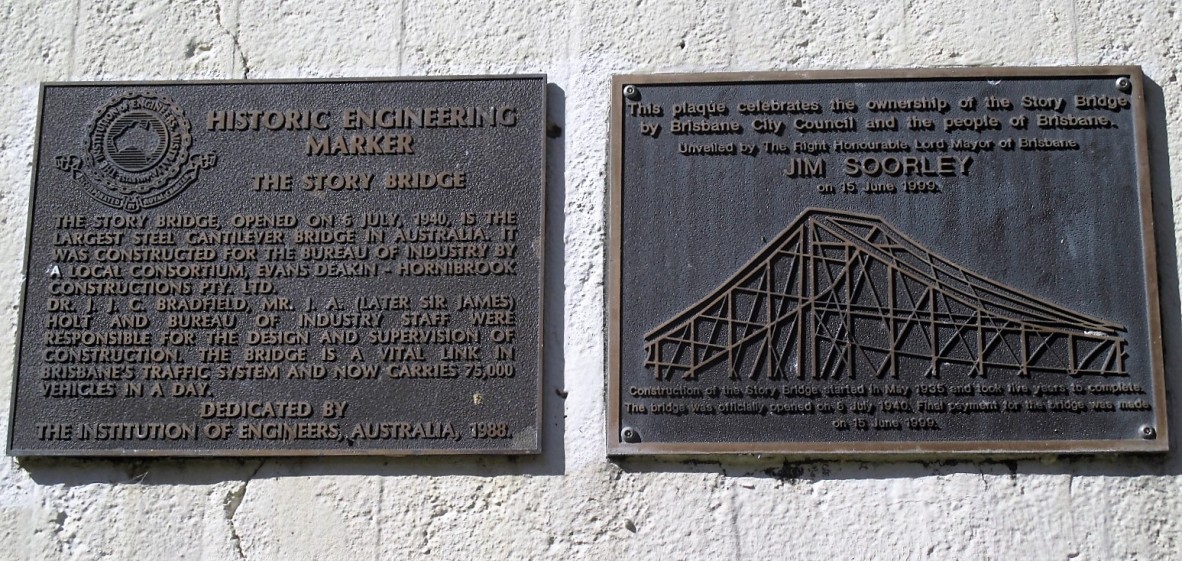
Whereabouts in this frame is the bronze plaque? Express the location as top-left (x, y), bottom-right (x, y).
top-left (608, 67), bottom-right (1167, 455)
top-left (8, 76), bottom-right (545, 456)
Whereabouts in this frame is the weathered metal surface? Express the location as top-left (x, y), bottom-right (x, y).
top-left (608, 67), bottom-right (1166, 456)
top-left (8, 76), bottom-right (546, 456)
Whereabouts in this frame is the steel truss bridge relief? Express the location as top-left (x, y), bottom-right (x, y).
top-left (644, 209), bottom-right (1128, 383)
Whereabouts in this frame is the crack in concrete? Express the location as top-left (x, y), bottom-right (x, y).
top-left (375, 476), bottom-right (386, 561)
top-left (50, 508), bottom-right (70, 558)
top-left (68, 0), bottom-right (80, 76)
top-left (1070, 0), bottom-right (1080, 63)
top-left (212, 0), bottom-right (251, 78)
top-left (225, 460), bottom-right (265, 561)
top-left (727, 484), bottom-right (742, 561)
top-left (397, 0), bottom-right (406, 74)
top-left (1065, 473), bottom-right (1082, 558)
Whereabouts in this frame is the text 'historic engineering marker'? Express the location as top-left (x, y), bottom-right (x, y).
top-left (8, 76), bottom-right (546, 456)
top-left (608, 67), bottom-right (1166, 456)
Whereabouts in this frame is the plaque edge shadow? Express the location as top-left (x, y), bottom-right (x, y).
top-left (7, 75), bottom-right (548, 458)
top-left (605, 65), bottom-right (1169, 457)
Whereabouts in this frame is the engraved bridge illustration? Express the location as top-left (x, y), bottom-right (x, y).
top-left (644, 209), bottom-right (1128, 382)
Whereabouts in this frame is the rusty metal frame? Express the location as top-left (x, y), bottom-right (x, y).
top-left (7, 74), bottom-right (548, 457)
top-left (607, 66), bottom-right (1167, 457)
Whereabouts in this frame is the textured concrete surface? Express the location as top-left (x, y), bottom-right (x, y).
top-left (2, 1), bottom-right (1181, 559)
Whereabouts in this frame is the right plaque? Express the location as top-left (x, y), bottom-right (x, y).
top-left (608, 67), bottom-right (1167, 455)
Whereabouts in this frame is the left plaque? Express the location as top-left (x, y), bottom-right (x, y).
top-left (7, 76), bottom-right (546, 456)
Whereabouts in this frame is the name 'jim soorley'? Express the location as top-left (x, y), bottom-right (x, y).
top-left (782, 155), bottom-right (974, 178)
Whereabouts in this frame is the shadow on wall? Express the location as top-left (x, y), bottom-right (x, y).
top-left (611, 75), bottom-right (1182, 483)
top-left (15, 84), bottom-right (570, 486)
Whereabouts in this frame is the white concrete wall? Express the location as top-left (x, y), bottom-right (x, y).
top-left (2, 1), bottom-right (1181, 559)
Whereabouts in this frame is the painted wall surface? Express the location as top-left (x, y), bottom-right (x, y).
top-left (1, 1), bottom-right (1180, 559)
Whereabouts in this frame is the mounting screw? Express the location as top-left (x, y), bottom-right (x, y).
top-left (623, 85), bottom-right (640, 100)
top-left (1115, 77), bottom-right (1132, 93)
top-left (621, 426), bottom-right (641, 443)
top-left (1141, 425), bottom-right (1156, 439)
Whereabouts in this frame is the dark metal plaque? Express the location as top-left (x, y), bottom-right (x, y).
top-left (608, 67), bottom-right (1166, 456)
top-left (8, 76), bottom-right (545, 456)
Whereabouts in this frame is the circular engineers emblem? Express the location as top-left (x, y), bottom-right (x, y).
top-left (56, 90), bottom-right (216, 212)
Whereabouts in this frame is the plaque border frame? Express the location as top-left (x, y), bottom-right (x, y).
top-left (606, 66), bottom-right (1168, 457)
top-left (7, 74), bottom-right (548, 457)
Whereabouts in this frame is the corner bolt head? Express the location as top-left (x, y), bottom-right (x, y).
top-left (623, 85), bottom-right (640, 100)
top-left (621, 427), bottom-right (640, 443)
top-left (1141, 425), bottom-right (1157, 439)
top-left (1116, 77), bottom-right (1132, 93)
